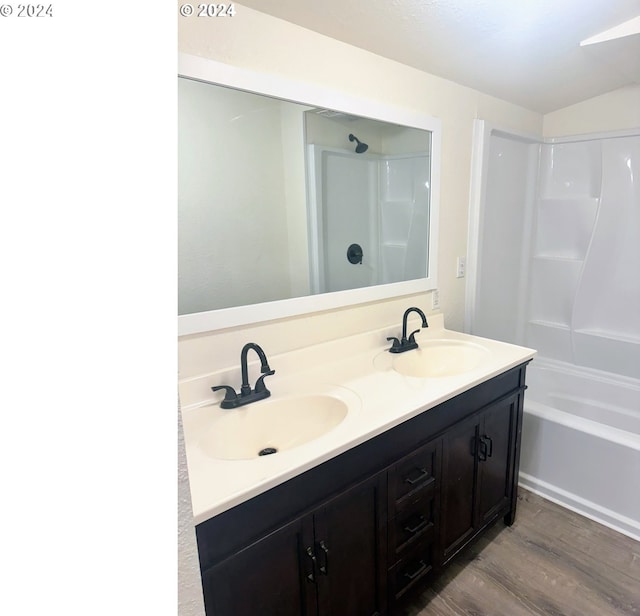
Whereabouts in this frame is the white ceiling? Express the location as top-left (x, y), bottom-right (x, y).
top-left (239, 0), bottom-right (640, 114)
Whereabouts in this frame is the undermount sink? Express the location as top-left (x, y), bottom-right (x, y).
top-left (388, 339), bottom-right (489, 378)
top-left (199, 390), bottom-right (358, 461)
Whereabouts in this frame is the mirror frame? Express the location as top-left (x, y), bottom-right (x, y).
top-left (178, 53), bottom-right (441, 335)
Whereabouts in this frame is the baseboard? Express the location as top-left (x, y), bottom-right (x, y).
top-left (518, 472), bottom-right (640, 543)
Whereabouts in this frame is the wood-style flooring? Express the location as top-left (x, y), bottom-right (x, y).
top-left (400, 489), bottom-right (640, 616)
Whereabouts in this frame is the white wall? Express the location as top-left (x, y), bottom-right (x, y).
top-left (178, 403), bottom-right (206, 616)
top-left (383, 128), bottom-right (431, 155)
top-left (543, 85), bottom-right (640, 137)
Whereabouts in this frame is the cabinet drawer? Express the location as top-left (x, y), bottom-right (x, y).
top-left (389, 539), bottom-right (435, 601)
top-left (389, 440), bottom-right (438, 506)
top-left (389, 489), bottom-right (435, 558)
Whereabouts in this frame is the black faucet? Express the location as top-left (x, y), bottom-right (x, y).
top-left (387, 307), bottom-right (429, 353)
top-left (212, 343), bottom-right (275, 409)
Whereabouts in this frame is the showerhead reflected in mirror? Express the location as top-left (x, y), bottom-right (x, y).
top-left (348, 133), bottom-right (369, 153)
top-left (177, 60), bottom-right (440, 333)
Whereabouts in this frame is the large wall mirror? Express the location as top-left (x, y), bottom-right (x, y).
top-left (178, 54), bottom-right (441, 335)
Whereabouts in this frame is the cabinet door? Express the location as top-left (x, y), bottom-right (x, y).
top-left (440, 397), bottom-right (519, 565)
top-left (439, 414), bottom-right (479, 563)
top-left (314, 473), bottom-right (387, 616)
top-left (201, 516), bottom-right (317, 616)
top-left (476, 396), bottom-right (517, 525)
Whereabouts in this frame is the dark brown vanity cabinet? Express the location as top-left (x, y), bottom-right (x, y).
top-left (196, 363), bottom-right (529, 616)
top-left (200, 473), bottom-right (387, 616)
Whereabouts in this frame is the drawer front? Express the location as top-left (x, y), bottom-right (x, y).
top-left (389, 488), bottom-right (436, 558)
top-left (389, 440), bottom-right (438, 507)
top-left (389, 540), bottom-right (435, 601)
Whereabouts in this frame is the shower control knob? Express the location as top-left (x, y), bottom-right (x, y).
top-left (347, 243), bottom-right (364, 264)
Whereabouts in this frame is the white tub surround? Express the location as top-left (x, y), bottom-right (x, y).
top-left (468, 125), bottom-right (640, 377)
top-left (179, 314), bottom-right (535, 524)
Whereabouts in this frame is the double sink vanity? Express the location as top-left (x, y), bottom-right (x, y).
top-left (180, 312), bottom-right (536, 615)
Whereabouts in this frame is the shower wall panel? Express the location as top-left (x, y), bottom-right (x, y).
top-left (321, 152), bottom-right (378, 293)
top-left (379, 154), bottom-right (429, 284)
top-left (571, 136), bottom-right (640, 378)
top-left (471, 125), bottom-right (640, 381)
top-left (527, 134), bottom-right (640, 379)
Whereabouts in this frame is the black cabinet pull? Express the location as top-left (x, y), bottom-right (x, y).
top-left (472, 435), bottom-right (493, 461)
top-left (318, 540), bottom-right (329, 575)
top-left (403, 560), bottom-right (427, 581)
top-left (478, 437), bottom-right (488, 461)
top-left (404, 467), bottom-right (428, 485)
top-left (305, 546), bottom-right (317, 583)
top-left (477, 435), bottom-right (493, 461)
top-left (403, 515), bottom-right (428, 535)
top-left (484, 435), bottom-right (493, 458)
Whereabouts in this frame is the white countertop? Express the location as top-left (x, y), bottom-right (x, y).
top-left (179, 315), bottom-right (536, 525)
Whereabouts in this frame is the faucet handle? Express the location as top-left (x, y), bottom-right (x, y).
top-left (211, 385), bottom-right (238, 404)
top-left (407, 329), bottom-right (421, 344)
top-left (254, 369), bottom-right (275, 394)
top-left (387, 336), bottom-right (401, 351)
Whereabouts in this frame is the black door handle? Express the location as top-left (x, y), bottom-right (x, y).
top-left (318, 540), bottom-right (329, 575)
top-left (305, 546), bottom-right (317, 583)
top-left (478, 437), bottom-right (488, 461)
top-left (483, 435), bottom-right (493, 458)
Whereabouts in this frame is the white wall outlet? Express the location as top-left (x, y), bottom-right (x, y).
top-left (432, 289), bottom-right (440, 309)
top-left (456, 256), bottom-right (466, 278)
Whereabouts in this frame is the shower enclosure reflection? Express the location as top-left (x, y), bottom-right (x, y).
top-left (306, 151), bottom-right (430, 294)
top-left (178, 76), bottom-right (433, 317)
top-left (304, 107), bottom-right (431, 295)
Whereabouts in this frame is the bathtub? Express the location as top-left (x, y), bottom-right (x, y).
top-left (519, 357), bottom-right (640, 542)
